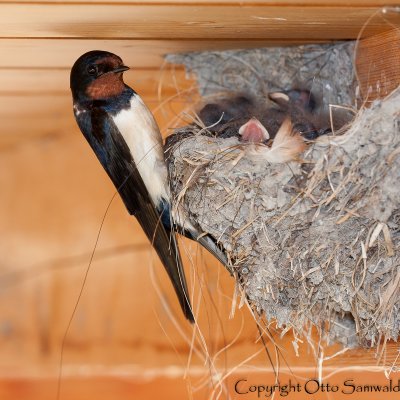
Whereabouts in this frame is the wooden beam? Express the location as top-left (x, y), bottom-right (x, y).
top-left (0, 39), bottom-right (329, 69)
top-left (0, 3), bottom-right (399, 40)
top-left (8, 0), bottom-right (400, 5)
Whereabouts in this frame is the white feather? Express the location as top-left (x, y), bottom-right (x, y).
top-left (112, 95), bottom-right (169, 205)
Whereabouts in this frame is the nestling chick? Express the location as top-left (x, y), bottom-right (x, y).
top-left (198, 89), bottom-right (330, 163)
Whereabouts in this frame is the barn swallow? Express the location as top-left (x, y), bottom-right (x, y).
top-left (198, 90), bottom-right (330, 162)
top-left (199, 95), bottom-right (255, 129)
top-left (236, 90), bottom-right (325, 162)
top-left (198, 90), bottom-right (329, 141)
top-left (239, 116), bottom-right (307, 163)
top-left (70, 50), bottom-right (196, 322)
top-left (268, 89), bottom-right (324, 140)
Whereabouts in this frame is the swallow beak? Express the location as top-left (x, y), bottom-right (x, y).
top-left (112, 65), bottom-right (130, 73)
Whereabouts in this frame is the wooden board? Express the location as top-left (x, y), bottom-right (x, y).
top-left (356, 29), bottom-right (400, 101)
top-left (1, 369), bottom-right (400, 400)
top-left (10, 0), bottom-right (400, 4)
top-left (0, 3), bottom-right (399, 40)
top-left (0, 38), bottom-right (327, 69)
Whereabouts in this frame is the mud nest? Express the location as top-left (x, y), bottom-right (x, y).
top-left (165, 43), bottom-right (400, 348)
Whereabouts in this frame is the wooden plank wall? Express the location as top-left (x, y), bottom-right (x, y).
top-left (1, 1), bottom-right (399, 399)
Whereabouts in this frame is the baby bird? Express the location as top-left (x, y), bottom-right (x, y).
top-left (198, 89), bottom-right (330, 163)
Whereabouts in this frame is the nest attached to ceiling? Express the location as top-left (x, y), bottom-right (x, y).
top-left (165, 42), bottom-right (400, 349)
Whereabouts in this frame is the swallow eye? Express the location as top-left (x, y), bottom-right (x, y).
top-left (87, 65), bottom-right (98, 76)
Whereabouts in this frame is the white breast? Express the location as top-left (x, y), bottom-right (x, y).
top-left (112, 95), bottom-right (169, 205)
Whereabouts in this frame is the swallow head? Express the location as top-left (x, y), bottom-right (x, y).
top-left (70, 50), bottom-right (130, 102)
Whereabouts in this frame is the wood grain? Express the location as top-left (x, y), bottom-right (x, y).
top-left (0, 38), bottom-right (328, 69)
top-left (8, 0), bottom-right (400, 5)
top-left (0, 3), bottom-right (398, 40)
top-left (1, 369), bottom-right (400, 400)
top-left (356, 29), bottom-right (400, 102)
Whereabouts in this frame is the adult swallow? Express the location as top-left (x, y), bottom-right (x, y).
top-left (70, 50), bottom-right (196, 322)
